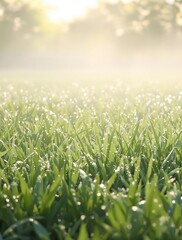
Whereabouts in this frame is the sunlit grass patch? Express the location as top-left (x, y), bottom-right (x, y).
top-left (0, 78), bottom-right (181, 239)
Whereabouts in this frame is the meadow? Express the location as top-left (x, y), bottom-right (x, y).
top-left (0, 74), bottom-right (181, 239)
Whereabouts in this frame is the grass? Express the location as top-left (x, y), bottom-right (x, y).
top-left (0, 76), bottom-right (181, 239)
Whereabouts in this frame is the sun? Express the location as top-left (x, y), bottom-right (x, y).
top-left (44, 0), bottom-right (98, 23)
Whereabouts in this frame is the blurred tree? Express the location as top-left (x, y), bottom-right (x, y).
top-left (1, 0), bottom-right (181, 52)
top-left (0, 0), bottom-right (46, 52)
top-left (0, 0), bottom-right (181, 68)
top-left (101, 0), bottom-right (182, 38)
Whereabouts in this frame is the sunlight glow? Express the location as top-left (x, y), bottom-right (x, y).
top-left (44, 0), bottom-right (98, 23)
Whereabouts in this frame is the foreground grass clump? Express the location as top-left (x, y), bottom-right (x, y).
top-left (0, 80), bottom-right (181, 240)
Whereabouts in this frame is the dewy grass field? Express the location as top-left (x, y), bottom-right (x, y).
top-left (0, 76), bottom-right (181, 239)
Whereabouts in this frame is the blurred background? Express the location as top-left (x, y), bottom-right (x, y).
top-left (0, 0), bottom-right (182, 81)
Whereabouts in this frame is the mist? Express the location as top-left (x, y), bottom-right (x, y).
top-left (0, 0), bottom-right (182, 81)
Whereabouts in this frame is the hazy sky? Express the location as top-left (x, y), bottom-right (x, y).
top-left (43, 0), bottom-right (99, 22)
top-left (1, 0), bottom-right (181, 74)
top-left (43, 0), bottom-right (132, 23)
